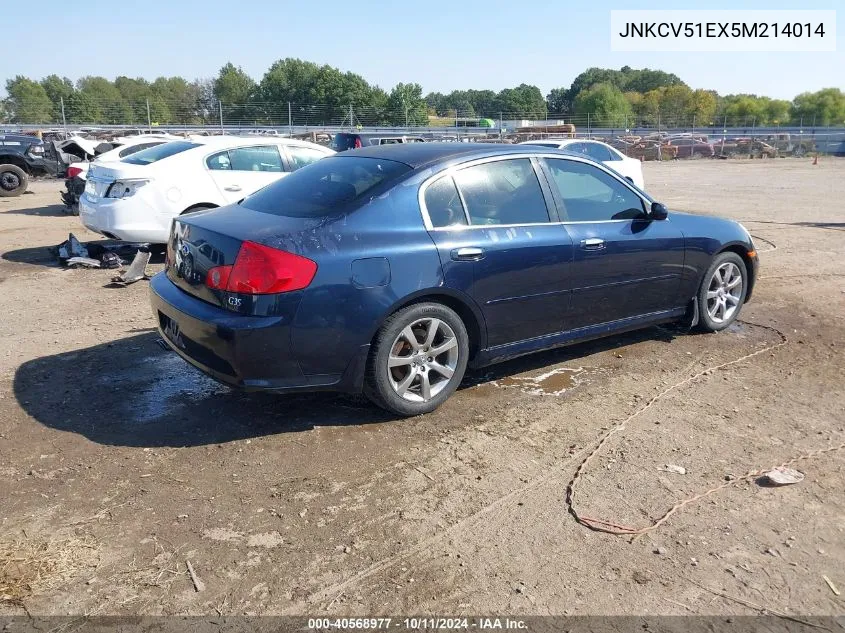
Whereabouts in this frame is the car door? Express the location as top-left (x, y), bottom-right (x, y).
top-left (206, 145), bottom-right (288, 204)
top-left (422, 156), bottom-right (575, 347)
top-left (541, 156), bottom-right (685, 329)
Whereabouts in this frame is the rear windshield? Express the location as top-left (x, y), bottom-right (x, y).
top-left (329, 134), bottom-right (358, 151)
top-left (241, 156), bottom-right (411, 218)
top-left (122, 140), bottom-right (199, 165)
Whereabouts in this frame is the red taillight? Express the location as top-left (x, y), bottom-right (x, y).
top-left (67, 166), bottom-right (83, 178)
top-left (354, 137), bottom-right (362, 149)
top-left (206, 241), bottom-right (316, 295)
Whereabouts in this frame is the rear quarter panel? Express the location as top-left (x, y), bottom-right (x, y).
top-left (288, 172), bottom-right (464, 377)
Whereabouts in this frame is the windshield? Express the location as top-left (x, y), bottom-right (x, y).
top-left (122, 141), bottom-right (199, 165)
top-left (241, 156), bottom-right (411, 218)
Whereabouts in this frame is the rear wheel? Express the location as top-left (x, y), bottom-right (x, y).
top-left (365, 302), bottom-right (469, 416)
top-left (697, 252), bottom-right (748, 332)
top-left (0, 165), bottom-right (28, 197)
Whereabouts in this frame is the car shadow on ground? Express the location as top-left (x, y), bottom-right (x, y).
top-left (0, 203), bottom-right (69, 217)
top-left (14, 325), bottom-right (680, 448)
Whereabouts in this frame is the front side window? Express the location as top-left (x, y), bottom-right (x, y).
top-left (545, 158), bottom-right (644, 222)
top-left (452, 158), bottom-right (549, 226)
top-left (287, 146), bottom-right (328, 171)
top-left (229, 145), bottom-right (283, 172)
top-left (424, 176), bottom-right (468, 228)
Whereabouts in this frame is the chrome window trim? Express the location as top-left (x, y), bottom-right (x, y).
top-left (417, 152), bottom-right (655, 231)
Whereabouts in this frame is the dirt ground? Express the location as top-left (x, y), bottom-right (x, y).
top-left (0, 159), bottom-right (843, 618)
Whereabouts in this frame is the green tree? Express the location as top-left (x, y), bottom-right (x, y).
top-left (791, 88), bottom-right (845, 126)
top-left (40, 75), bottom-right (76, 121)
top-left (546, 87), bottom-right (569, 114)
top-left (5, 76), bottom-right (54, 123)
top-left (573, 82), bottom-right (632, 125)
top-left (386, 82), bottom-right (427, 126)
top-left (496, 84), bottom-right (547, 118)
top-left (77, 76), bottom-right (133, 123)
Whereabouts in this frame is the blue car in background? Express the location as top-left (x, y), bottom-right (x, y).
top-left (150, 143), bottom-right (758, 416)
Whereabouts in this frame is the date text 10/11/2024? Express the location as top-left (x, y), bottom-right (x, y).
top-left (307, 617), bottom-right (528, 630)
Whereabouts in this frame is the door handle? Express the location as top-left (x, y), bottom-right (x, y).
top-left (451, 247), bottom-right (484, 261)
top-left (580, 238), bottom-right (606, 250)
top-left (224, 185), bottom-right (242, 192)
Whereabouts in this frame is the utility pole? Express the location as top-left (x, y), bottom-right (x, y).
top-left (288, 102), bottom-right (292, 137)
top-left (349, 104), bottom-right (354, 131)
top-left (218, 100), bottom-right (224, 133)
top-left (587, 112), bottom-right (591, 138)
top-left (60, 97), bottom-right (67, 133)
top-left (146, 98), bottom-right (152, 132)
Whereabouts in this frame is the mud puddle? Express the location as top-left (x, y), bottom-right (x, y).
top-left (465, 366), bottom-right (597, 398)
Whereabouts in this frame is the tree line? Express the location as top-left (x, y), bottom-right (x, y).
top-left (3, 61), bottom-right (844, 127)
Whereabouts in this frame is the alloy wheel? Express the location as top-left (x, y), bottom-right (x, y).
top-left (387, 318), bottom-right (459, 403)
top-left (706, 262), bottom-right (743, 324)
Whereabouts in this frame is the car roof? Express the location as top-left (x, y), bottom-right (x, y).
top-left (185, 135), bottom-right (330, 150)
top-left (340, 142), bottom-right (586, 169)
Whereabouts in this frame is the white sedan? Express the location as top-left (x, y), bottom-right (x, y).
top-left (66, 134), bottom-right (180, 181)
top-left (518, 139), bottom-right (645, 190)
top-left (79, 137), bottom-right (334, 243)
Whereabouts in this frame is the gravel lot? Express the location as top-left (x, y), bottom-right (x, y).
top-left (1, 159), bottom-right (843, 617)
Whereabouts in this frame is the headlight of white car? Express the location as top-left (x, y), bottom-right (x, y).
top-left (107, 179), bottom-right (150, 199)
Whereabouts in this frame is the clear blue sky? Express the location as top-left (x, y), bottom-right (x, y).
top-left (2, 0), bottom-right (842, 99)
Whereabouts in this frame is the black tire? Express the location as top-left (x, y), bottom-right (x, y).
top-left (364, 302), bottom-right (469, 416)
top-left (0, 165), bottom-right (28, 197)
top-left (696, 252), bottom-right (748, 333)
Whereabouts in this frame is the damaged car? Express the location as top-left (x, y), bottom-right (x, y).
top-left (0, 134), bottom-right (60, 197)
top-left (61, 134), bottom-right (179, 215)
top-left (151, 143), bottom-right (758, 416)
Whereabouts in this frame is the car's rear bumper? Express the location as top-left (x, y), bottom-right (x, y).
top-left (149, 272), bottom-right (368, 393)
top-left (79, 192), bottom-right (171, 243)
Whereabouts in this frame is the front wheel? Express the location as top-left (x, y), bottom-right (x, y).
top-left (365, 302), bottom-right (469, 416)
top-left (697, 252), bottom-right (748, 332)
top-left (0, 165), bottom-right (28, 197)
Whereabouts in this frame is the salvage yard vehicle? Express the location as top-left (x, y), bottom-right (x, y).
top-left (151, 143), bottom-right (758, 416)
top-left (330, 133), bottom-right (426, 151)
top-left (0, 134), bottom-right (59, 197)
top-left (667, 137), bottom-right (715, 159)
top-left (62, 134), bottom-right (179, 214)
top-left (716, 137), bottom-right (778, 159)
top-left (518, 138), bottom-right (645, 189)
top-left (79, 137), bottom-right (334, 243)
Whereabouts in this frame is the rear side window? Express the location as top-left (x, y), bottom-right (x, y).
top-left (122, 141), bottom-right (199, 165)
top-left (241, 156), bottom-right (411, 218)
top-left (581, 142), bottom-right (613, 162)
top-left (453, 159), bottom-right (549, 226)
top-left (424, 176), bottom-right (468, 228)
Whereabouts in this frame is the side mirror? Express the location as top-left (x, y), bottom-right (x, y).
top-left (650, 202), bottom-right (668, 220)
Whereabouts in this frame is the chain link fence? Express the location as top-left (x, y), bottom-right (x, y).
top-left (2, 97), bottom-right (844, 158)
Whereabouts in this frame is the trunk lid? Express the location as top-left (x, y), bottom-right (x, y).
top-left (166, 204), bottom-right (324, 314)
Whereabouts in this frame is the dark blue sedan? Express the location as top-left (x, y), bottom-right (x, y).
top-left (150, 143), bottom-right (758, 416)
